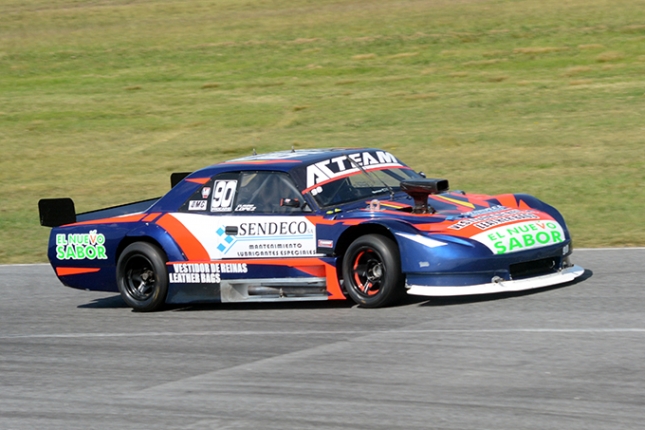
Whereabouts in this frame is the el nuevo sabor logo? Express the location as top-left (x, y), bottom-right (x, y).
top-left (55, 230), bottom-right (107, 260)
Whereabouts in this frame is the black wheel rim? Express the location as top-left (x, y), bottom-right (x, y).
top-left (123, 254), bottom-right (157, 301)
top-left (351, 247), bottom-right (385, 297)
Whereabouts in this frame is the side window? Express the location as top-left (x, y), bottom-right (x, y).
top-left (178, 173), bottom-right (239, 213)
top-left (178, 183), bottom-right (213, 213)
top-left (235, 172), bottom-right (303, 214)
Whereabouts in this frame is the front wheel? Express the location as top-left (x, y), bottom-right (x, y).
top-left (117, 242), bottom-right (168, 312)
top-left (342, 234), bottom-right (404, 308)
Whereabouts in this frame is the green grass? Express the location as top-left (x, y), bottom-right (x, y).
top-left (2, 0), bottom-right (645, 263)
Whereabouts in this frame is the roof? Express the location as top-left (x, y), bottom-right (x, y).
top-left (227, 148), bottom-right (369, 165)
top-left (191, 148), bottom-right (375, 176)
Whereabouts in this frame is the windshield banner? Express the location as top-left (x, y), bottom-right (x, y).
top-left (292, 150), bottom-right (406, 192)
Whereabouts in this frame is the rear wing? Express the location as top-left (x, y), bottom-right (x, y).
top-left (171, 172), bottom-right (191, 188)
top-left (38, 171), bottom-right (193, 228)
top-left (38, 198), bottom-right (76, 227)
top-left (38, 197), bottom-right (160, 227)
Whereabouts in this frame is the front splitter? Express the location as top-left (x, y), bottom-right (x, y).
top-left (406, 265), bottom-right (585, 297)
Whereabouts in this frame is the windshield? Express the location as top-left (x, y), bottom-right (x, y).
top-left (311, 167), bottom-right (420, 207)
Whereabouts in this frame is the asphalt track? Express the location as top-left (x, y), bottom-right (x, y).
top-left (1, 249), bottom-right (644, 430)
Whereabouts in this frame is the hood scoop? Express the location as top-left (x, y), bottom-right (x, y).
top-left (400, 179), bottom-right (449, 214)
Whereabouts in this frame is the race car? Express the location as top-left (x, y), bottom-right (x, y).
top-left (39, 148), bottom-right (584, 311)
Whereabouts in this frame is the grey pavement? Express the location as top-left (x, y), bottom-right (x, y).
top-left (1, 249), bottom-right (644, 429)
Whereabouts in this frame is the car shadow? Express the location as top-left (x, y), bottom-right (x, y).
top-left (77, 294), bottom-right (356, 311)
top-left (78, 294), bottom-right (129, 309)
top-left (168, 299), bottom-right (356, 312)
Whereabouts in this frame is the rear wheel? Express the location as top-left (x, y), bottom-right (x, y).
top-left (117, 242), bottom-right (168, 312)
top-left (342, 234), bottom-right (404, 308)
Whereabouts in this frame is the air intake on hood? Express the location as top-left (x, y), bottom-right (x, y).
top-left (400, 179), bottom-right (449, 214)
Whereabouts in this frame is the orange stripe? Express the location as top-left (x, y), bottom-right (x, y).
top-left (155, 214), bottom-right (210, 260)
top-left (415, 222), bottom-right (455, 232)
top-left (56, 267), bottom-right (100, 276)
top-left (186, 178), bottom-right (210, 185)
top-left (496, 194), bottom-right (518, 209)
top-left (305, 215), bottom-right (362, 226)
top-left (73, 213), bottom-right (145, 226)
top-left (518, 199), bottom-right (532, 210)
top-left (142, 212), bottom-right (161, 222)
top-left (324, 262), bottom-right (345, 300)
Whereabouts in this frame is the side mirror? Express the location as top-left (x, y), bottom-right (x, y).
top-left (280, 198), bottom-right (301, 208)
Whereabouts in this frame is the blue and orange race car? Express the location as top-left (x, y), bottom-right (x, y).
top-left (39, 148), bottom-right (584, 311)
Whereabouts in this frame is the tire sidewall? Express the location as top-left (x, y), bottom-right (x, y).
top-left (342, 234), bottom-right (404, 308)
top-left (117, 242), bottom-right (169, 312)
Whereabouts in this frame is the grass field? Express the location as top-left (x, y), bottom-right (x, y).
top-left (1, 0), bottom-right (644, 263)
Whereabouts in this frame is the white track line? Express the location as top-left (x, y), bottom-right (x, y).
top-left (3, 328), bottom-right (645, 340)
top-left (575, 247), bottom-right (645, 251)
top-left (0, 263), bottom-right (50, 267)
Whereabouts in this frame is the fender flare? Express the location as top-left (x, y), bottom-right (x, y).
top-left (120, 224), bottom-right (187, 263)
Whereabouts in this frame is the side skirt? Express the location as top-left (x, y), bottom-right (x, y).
top-left (221, 277), bottom-right (328, 303)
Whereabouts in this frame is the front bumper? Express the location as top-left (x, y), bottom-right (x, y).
top-left (406, 264), bottom-right (584, 297)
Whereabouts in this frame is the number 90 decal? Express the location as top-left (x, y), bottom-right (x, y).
top-left (210, 180), bottom-right (237, 212)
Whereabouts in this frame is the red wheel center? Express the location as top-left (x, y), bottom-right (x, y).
top-left (352, 250), bottom-right (384, 296)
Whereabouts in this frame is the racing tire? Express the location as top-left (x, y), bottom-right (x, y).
top-left (342, 234), bottom-right (404, 308)
top-left (117, 242), bottom-right (169, 312)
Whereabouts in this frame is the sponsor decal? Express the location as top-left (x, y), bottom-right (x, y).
top-left (235, 204), bottom-right (256, 212)
top-left (448, 206), bottom-right (540, 231)
top-left (239, 242), bottom-right (318, 257)
top-left (317, 239), bottom-right (334, 248)
top-left (211, 180), bottom-right (237, 212)
top-left (447, 205), bottom-right (507, 220)
top-left (310, 186), bottom-right (324, 196)
top-left (201, 187), bottom-right (211, 199)
top-left (168, 262), bottom-right (248, 284)
top-left (230, 218), bottom-right (318, 257)
top-left (306, 150), bottom-right (403, 189)
top-left (471, 220), bottom-right (565, 254)
top-left (238, 220), bottom-right (310, 236)
top-left (170, 213), bottom-right (319, 259)
top-left (188, 200), bottom-right (207, 211)
top-left (55, 230), bottom-right (107, 260)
